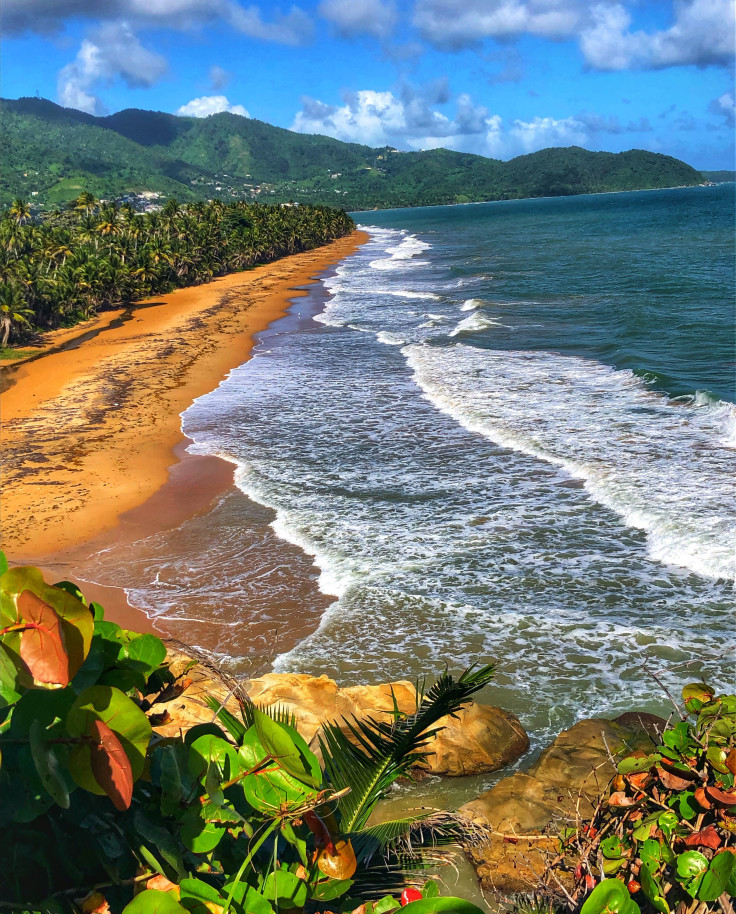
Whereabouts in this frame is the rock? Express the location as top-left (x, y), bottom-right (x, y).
top-left (419, 702), bottom-right (530, 777)
top-left (460, 713), bottom-right (667, 894)
top-left (152, 651), bottom-right (528, 778)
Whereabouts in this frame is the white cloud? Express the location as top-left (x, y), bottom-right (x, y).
top-left (414, 0), bottom-right (585, 49)
top-left (318, 0), bottom-right (397, 38)
top-left (709, 91), bottom-right (736, 127)
top-left (580, 0), bottom-right (736, 70)
top-left (291, 86), bottom-right (496, 148)
top-left (176, 95), bottom-right (250, 117)
top-left (5, 0), bottom-right (313, 44)
top-left (57, 22), bottom-right (167, 114)
top-left (508, 115), bottom-right (588, 152)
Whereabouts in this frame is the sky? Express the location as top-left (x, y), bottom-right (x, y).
top-left (2, 0), bottom-right (735, 169)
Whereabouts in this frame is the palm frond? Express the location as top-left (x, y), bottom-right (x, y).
top-left (319, 664), bottom-right (494, 834)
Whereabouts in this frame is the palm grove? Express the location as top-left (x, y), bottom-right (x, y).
top-left (0, 195), bottom-right (355, 348)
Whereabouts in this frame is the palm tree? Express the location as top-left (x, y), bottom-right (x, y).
top-left (9, 198), bottom-right (31, 226)
top-left (0, 282), bottom-right (34, 347)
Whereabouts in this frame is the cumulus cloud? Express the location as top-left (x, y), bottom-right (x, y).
top-left (291, 85), bottom-right (495, 148)
top-left (4, 0), bottom-right (313, 44)
top-left (209, 64), bottom-right (232, 90)
top-left (580, 0), bottom-right (736, 70)
top-left (413, 0), bottom-right (585, 50)
top-left (413, 0), bottom-right (735, 71)
top-left (176, 95), bottom-right (249, 117)
top-left (290, 83), bottom-right (672, 158)
top-left (57, 22), bottom-right (167, 114)
top-left (709, 91), bottom-right (736, 127)
top-left (318, 0), bottom-right (397, 38)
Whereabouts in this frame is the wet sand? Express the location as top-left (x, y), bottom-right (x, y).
top-left (1, 231), bottom-right (368, 643)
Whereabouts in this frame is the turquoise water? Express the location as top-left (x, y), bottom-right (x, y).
top-left (87, 185), bottom-right (736, 747)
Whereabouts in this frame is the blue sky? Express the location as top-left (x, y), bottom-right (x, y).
top-left (2, 0), bottom-right (735, 169)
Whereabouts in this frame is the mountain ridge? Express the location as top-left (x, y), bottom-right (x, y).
top-left (1, 97), bottom-right (705, 210)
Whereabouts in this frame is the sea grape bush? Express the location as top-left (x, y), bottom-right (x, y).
top-left (0, 552), bottom-right (489, 914)
top-left (557, 683), bottom-right (736, 914)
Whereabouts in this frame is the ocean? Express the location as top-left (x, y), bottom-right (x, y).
top-left (86, 184), bottom-right (735, 749)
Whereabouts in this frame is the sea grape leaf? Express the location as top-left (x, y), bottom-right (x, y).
top-left (0, 566), bottom-right (93, 687)
top-left (0, 551), bottom-right (8, 576)
top-left (134, 810), bottom-right (187, 877)
top-left (88, 718), bottom-right (134, 810)
top-left (580, 880), bottom-right (641, 914)
top-left (618, 754), bottom-right (661, 775)
top-left (155, 742), bottom-right (196, 816)
top-left (693, 851), bottom-right (736, 902)
top-left (180, 804), bottom-right (226, 853)
top-left (640, 865), bottom-right (670, 914)
top-left (253, 707), bottom-right (321, 788)
top-left (66, 685), bottom-right (151, 795)
top-left (676, 850), bottom-right (709, 897)
top-left (179, 878), bottom-right (226, 914)
top-left (263, 870), bottom-right (307, 909)
top-left (309, 877), bottom-right (354, 902)
top-left (220, 883), bottom-right (273, 914)
top-left (399, 900), bottom-right (488, 914)
top-left (239, 726), bottom-right (316, 814)
top-left (29, 719), bottom-right (71, 808)
top-left (124, 633), bottom-right (167, 678)
top-left (122, 890), bottom-right (188, 914)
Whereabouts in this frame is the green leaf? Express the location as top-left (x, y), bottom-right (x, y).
top-left (674, 791), bottom-right (698, 821)
top-left (617, 754), bottom-right (661, 775)
top-left (134, 809), bottom-right (187, 878)
top-left (580, 880), bottom-right (641, 914)
top-left (125, 633), bottom-right (167, 679)
top-left (373, 897), bottom-right (400, 914)
top-left (180, 804), bottom-right (226, 853)
top-left (309, 878), bottom-right (354, 902)
top-left (253, 707), bottom-right (321, 788)
top-left (0, 551), bottom-right (8, 577)
top-left (29, 719), bottom-right (70, 808)
top-left (676, 850), bottom-right (709, 897)
top-left (220, 884), bottom-right (273, 914)
top-left (656, 810), bottom-right (679, 839)
top-left (262, 870), bottom-right (307, 909)
top-left (239, 726), bottom-right (317, 814)
top-left (422, 881), bottom-right (440, 899)
top-left (179, 878), bottom-right (226, 914)
top-left (204, 695), bottom-right (246, 745)
top-left (693, 851), bottom-right (736, 902)
top-left (155, 742), bottom-right (196, 816)
top-left (399, 899), bottom-right (487, 914)
top-left (641, 865), bottom-right (670, 914)
top-left (188, 733), bottom-right (242, 791)
top-left (184, 723), bottom-right (226, 746)
top-left (66, 684), bottom-right (151, 794)
top-left (123, 890), bottom-right (188, 914)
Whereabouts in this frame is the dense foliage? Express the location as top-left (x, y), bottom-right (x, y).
top-left (0, 552), bottom-right (493, 913)
top-left (553, 684), bottom-right (736, 914)
top-left (0, 194), bottom-right (354, 346)
top-left (0, 98), bottom-right (705, 211)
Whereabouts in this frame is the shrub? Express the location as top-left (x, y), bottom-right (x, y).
top-left (0, 552), bottom-right (490, 914)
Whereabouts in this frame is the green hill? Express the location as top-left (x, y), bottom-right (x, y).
top-left (0, 97), bottom-right (705, 210)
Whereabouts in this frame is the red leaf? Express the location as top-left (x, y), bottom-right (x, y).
top-left (609, 791), bottom-right (638, 807)
top-left (694, 787), bottom-right (712, 810)
top-left (683, 825), bottom-right (722, 850)
top-left (657, 766), bottom-right (693, 791)
top-left (304, 810), bottom-right (337, 855)
top-left (705, 785), bottom-right (736, 808)
top-left (88, 718), bottom-right (134, 811)
top-left (17, 590), bottom-right (69, 685)
top-left (726, 749), bottom-right (736, 776)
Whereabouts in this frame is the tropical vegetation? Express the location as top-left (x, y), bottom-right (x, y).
top-left (0, 551), bottom-right (493, 913)
top-left (0, 98), bottom-right (705, 211)
top-left (0, 194), bottom-right (354, 346)
top-left (551, 682), bottom-right (736, 914)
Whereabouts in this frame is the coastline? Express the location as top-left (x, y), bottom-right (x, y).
top-left (1, 230), bottom-right (368, 638)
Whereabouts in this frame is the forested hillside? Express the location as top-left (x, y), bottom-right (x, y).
top-left (1, 97), bottom-right (704, 210)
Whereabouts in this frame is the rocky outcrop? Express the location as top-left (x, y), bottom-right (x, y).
top-left (155, 650), bottom-right (529, 779)
top-left (460, 713), bottom-right (666, 894)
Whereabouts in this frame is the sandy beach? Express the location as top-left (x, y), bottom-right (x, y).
top-left (1, 230), bottom-right (368, 639)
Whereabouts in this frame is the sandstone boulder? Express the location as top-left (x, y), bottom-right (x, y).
top-left (153, 651), bottom-right (528, 778)
top-left (460, 713), bottom-right (666, 894)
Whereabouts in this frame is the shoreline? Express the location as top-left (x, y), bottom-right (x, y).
top-left (1, 231), bottom-right (368, 639)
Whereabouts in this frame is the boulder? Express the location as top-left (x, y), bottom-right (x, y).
top-left (153, 651), bottom-right (529, 778)
top-left (460, 713), bottom-right (667, 894)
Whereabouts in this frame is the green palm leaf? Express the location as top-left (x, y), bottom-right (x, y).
top-left (319, 664), bottom-right (494, 835)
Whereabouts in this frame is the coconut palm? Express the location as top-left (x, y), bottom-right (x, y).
top-left (0, 282), bottom-right (34, 347)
